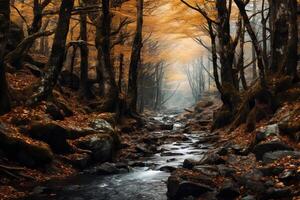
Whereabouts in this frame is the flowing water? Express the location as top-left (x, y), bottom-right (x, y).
top-left (25, 115), bottom-right (209, 200)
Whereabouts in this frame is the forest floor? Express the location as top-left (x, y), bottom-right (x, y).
top-left (0, 66), bottom-right (299, 200)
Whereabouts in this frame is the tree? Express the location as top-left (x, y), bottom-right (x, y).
top-left (0, 0), bottom-right (11, 114)
top-left (128, 0), bottom-right (144, 113)
top-left (29, 0), bottom-right (75, 103)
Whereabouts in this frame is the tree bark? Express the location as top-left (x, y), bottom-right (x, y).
top-left (98, 0), bottom-right (118, 111)
top-left (128, 0), bottom-right (144, 113)
top-left (29, 0), bottom-right (75, 103)
top-left (0, 0), bottom-right (11, 114)
top-left (79, 11), bottom-right (90, 97)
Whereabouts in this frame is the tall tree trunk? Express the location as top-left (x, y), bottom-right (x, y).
top-left (118, 53), bottom-right (124, 93)
top-left (216, 0), bottom-right (239, 110)
top-left (79, 12), bottom-right (90, 97)
top-left (98, 0), bottom-right (118, 111)
top-left (268, 0), bottom-right (297, 75)
top-left (285, 0), bottom-right (298, 79)
top-left (0, 0), bottom-right (11, 114)
top-left (251, 0), bottom-right (257, 80)
top-left (29, 0), bottom-right (75, 103)
top-left (128, 0), bottom-right (144, 113)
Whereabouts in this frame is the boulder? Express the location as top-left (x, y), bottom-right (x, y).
top-left (168, 181), bottom-right (214, 199)
top-left (84, 162), bottom-right (129, 175)
top-left (45, 103), bottom-right (65, 120)
top-left (262, 187), bottom-right (292, 199)
top-left (28, 121), bottom-right (72, 154)
top-left (89, 118), bottom-right (114, 134)
top-left (262, 150), bottom-right (300, 164)
top-left (64, 153), bottom-right (91, 169)
top-left (0, 124), bottom-right (53, 167)
top-left (74, 134), bottom-right (116, 162)
top-left (216, 179), bottom-right (240, 200)
top-left (159, 166), bottom-right (177, 172)
top-left (183, 159), bottom-right (198, 169)
top-left (255, 124), bottom-right (279, 143)
top-left (252, 141), bottom-right (293, 160)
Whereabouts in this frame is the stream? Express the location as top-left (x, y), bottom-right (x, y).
top-left (25, 114), bottom-right (210, 200)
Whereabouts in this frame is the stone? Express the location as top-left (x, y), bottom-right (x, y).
top-left (252, 141), bottom-right (293, 160)
top-left (241, 195), bottom-right (256, 200)
top-left (183, 159), bottom-right (199, 169)
top-left (161, 152), bottom-right (184, 156)
top-left (89, 118), bottom-right (114, 133)
top-left (278, 169), bottom-right (299, 184)
top-left (74, 134), bottom-right (115, 163)
top-left (262, 150), bottom-right (300, 163)
top-left (159, 123), bottom-right (174, 130)
top-left (216, 179), bottom-right (240, 200)
top-left (45, 103), bottom-right (65, 120)
top-left (175, 181), bottom-right (214, 199)
top-left (0, 123), bottom-right (53, 167)
top-left (167, 175), bottom-right (214, 200)
top-left (258, 166), bottom-right (284, 176)
top-left (159, 166), bottom-right (177, 172)
top-left (29, 121), bottom-right (71, 154)
top-left (262, 187), bottom-right (292, 199)
top-left (216, 165), bottom-right (236, 177)
top-left (199, 153), bottom-right (226, 165)
top-left (85, 162), bottom-right (119, 175)
top-left (65, 153), bottom-right (91, 169)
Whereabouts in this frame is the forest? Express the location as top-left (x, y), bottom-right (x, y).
top-left (0, 0), bottom-right (299, 199)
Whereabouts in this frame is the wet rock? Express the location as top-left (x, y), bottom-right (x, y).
top-left (159, 166), bottom-right (177, 172)
top-left (216, 165), bottom-right (236, 177)
top-left (161, 152), bottom-right (184, 156)
top-left (54, 99), bottom-right (74, 117)
top-left (59, 70), bottom-right (80, 90)
top-left (136, 145), bottom-right (152, 155)
top-left (74, 134), bottom-right (115, 163)
top-left (241, 195), bottom-right (256, 200)
top-left (236, 170), bottom-right (266, 194)
top-left (278, 169), bottom-right (300, 184)
top-left (262, 150), bottom-right (300, 163)
top-left (167, 177), bottom-right (214, 200)
top-left (193, 165), bottom-right (219, 177)
top-left (167, 158), bottom-right (177, 162)
top-left (29, 121), bottom-right (72, 154)
top-left (257, 124), bottom-right (279, 138)
top-left (278, 121), bottom-right (300, 134)
top-left (160, 123), bottom-right (174, 130)
top-left (65, 153), bottom-right (91, 169)
top-left (45, 103), bottom-right (65, 120)
top-left (0, 123), bottom-right (53, 167)
top-left (199, 153), bottom-right (226, 165)
top-left (85, 162), bottom-right (119, 175)
top-left (262, 187), bottom-right (292, 199)
top-left (258, 166), bottom-right (284, 176)
top-left (252, 141), bottom-right (293, 160)
top-left (89, 118), bottom-right (114, 134)
top-left (128, 161), bottom-right (147, 167)
top-left (216, 179), bottom-right (240, 200)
